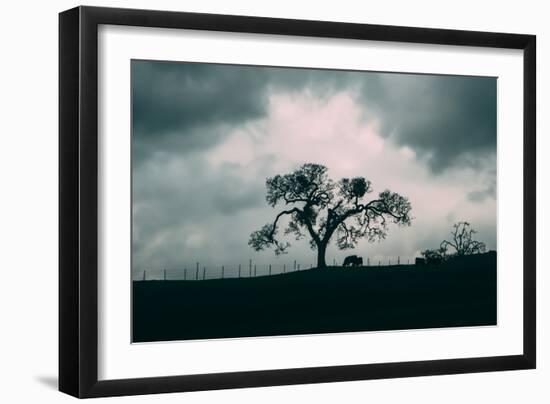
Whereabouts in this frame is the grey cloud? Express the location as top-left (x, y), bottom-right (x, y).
top-left (131, 61), bottom-right (360, 164)
top-left (132, 61), bottom-right (269, 134)
top-left (133, 60), bottom-right (496, 173)
top-left (356, 74), bottom-right (497, 172)
top-left (467, 183), bottom-right (497, 203)
top-left (271, 69), bottom-right (497, 173)
top-left (132, 156), bottom-right (266, 274)
top-left (466, 164), bottom-right (497, 203)
top-left (132, 61), bottom-right (269, 163)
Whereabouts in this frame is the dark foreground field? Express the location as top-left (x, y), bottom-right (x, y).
top-left (133, 252), bottom-right (496, 342)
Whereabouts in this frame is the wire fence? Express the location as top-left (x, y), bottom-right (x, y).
top-left (135, 257), bottom-right (417, 281)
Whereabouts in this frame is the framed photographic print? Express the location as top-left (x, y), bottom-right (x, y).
top-left (59, 6), bottom-right (536, 398)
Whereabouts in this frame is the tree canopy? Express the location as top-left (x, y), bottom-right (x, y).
top-left (248, 163), bottom-right (412, 268)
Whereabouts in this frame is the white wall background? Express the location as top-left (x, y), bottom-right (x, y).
top-left (0, 0), bottom-right (546, 403)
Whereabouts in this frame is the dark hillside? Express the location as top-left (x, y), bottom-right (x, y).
top-left (133, 251), bottom-right (496, 342)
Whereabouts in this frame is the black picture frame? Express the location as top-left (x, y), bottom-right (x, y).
top-left (59, 5), bottom-right (536, 398)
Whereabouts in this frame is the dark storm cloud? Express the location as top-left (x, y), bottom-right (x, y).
top-left (132, 61), bottom-right (269, 163)
top-left (132, 60), bottom-right (269, 135)
top-left (133, 61), bottom-right (496, 172)
top-left (357, 74), bottom-right (497, 171)
top-left (131, 61), bottom-right (357, 167)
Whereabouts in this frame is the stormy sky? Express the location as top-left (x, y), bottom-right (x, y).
top-left (131, 60), bottom-right (497, 279)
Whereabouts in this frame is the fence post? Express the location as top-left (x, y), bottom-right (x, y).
top-left (196, 262), bottom-right (199, 280)
top-left (249, 259), bottom-right (252, 277)
top-left (203, 267), bottom-right (206, 280)
top-left (142, 270), bottom-right (146, 281)
top-left (184, 268), bottom-right (187, 280)
top-left (254, 264), bottom-right (257, 277)
top-left (379, 260), bottom-right (381, 267)
top-left (333, 258), bottom-right (336, 266)
top-left (164, 269), bottom-right (167, 281)
top-left (398, 256), bottom-right (400, 265)
top-left (283, 264), bottom-right (286, 273)
top-left (222, 265), bottom-right (224, 279)
top-left (269, 264), bottom-right (271, 275)
top-left (367, 258), bottom-right (370, 266)
top-left (238, 264), bottom-right (241, 278)
top-left (294, 260), bottom-right (296, 271)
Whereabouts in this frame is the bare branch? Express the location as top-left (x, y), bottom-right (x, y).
top-left (439, 221), bottom-right (486, 256)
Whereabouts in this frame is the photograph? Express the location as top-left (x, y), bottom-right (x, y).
top-left (131, 60), bottom-right (497, 343)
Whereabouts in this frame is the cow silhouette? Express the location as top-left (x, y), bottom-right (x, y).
top-left (343, 255), bottom-right (363, 267)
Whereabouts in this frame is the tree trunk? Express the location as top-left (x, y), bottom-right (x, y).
top-left (316, 242), bottom-right (327, 268)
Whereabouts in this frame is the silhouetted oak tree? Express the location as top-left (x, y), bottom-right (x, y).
top-left (440, 221), bottom-right (486, 256)
top-left (248, 163), bottom-right (412, 268)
